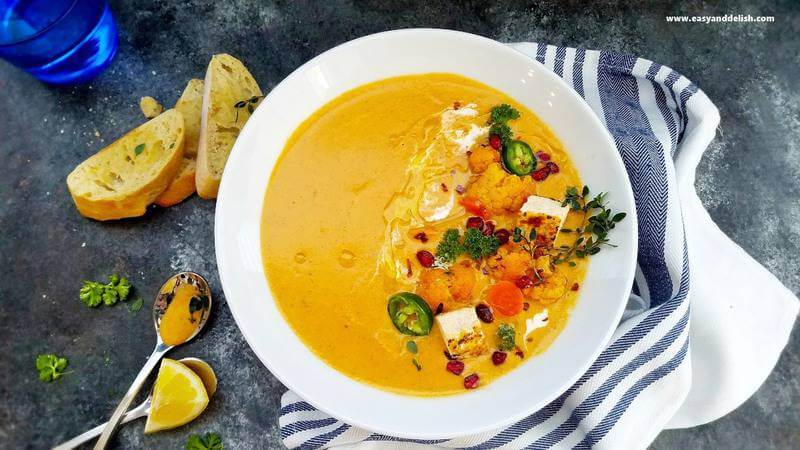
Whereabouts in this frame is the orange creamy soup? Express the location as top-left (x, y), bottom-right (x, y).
top-left (261, 73), bottom-right (590, 395)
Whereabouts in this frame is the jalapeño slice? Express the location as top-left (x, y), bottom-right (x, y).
top-left (387, 292), bottom-right (434, 336)
top-left (502, 140), bottom-right (536, 176)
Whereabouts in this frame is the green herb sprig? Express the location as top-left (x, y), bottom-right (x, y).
top-left (435, 228), bottom-right (500, 264)
top-left (79, 274), bottom-right (132, 307)
top-left (233, 95), bottom-right (264, 123)
top-left (35, 354), bottom-right (69, 382)
top-left (186, 432), bottom-right (223, 450)
top-left (497, 323), bottom-right (516, 351)
top-left (511, 227), bottom-right (544, 284)
top-left (488, 104), bottom-right (521, 146)
top-left (554, 186), bottom-right (626, 266)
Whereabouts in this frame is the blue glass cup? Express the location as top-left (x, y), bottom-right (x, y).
top-left (0, 0), bottom-right (118, 85)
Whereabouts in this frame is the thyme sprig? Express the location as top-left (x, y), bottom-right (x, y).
top-left (511, 226), bottom-right (544, 284)
top-left (233, 95), bottom-right (264, 123)
top-left (554, 186), bottom-right (626, 266)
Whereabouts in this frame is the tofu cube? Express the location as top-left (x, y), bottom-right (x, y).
top-left (436, 308), bottom-right (487, 359)
top-left (519, 195), bottom-right (570, 246)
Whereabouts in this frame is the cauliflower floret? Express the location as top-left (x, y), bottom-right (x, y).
top-left (448, 261), bottom-right (477, 302)
top-left (533, 254), bottom-right (554, 278)
top-left (466, 163), bottom-right (537, 215)
top-left (416, 261), bottom-right (477, 311)
top-left (488, 246), bottom-right (532, 281)
top-left (468, 146), bottom-right (500, 174)
top-left (529, 274), bottom-right (567, 304)
top-left (417, 269), bottom-right (450, 310)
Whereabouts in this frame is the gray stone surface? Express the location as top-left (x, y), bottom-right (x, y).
top-left (0, 0), bottom-right (797, 449)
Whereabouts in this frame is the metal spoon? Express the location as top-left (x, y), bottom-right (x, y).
top-left (53, 358), bottom-right (217, 450)
top-left (92, 272), bottom-right (212, 450)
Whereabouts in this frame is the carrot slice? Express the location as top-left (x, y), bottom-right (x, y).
top-left (487, 281), bottom-right (524, 316)
top-left (460, 196), bottom-right (491, 219)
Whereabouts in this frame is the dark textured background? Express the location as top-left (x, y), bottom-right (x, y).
top-left (1, 0), bottom-right (798, 448)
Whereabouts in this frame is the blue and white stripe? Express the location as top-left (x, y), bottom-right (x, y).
top-left (280, 43), bottom-right (718, 449)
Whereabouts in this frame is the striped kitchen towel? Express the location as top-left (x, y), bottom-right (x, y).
top-left (278, 43), bottom-right (799, 449)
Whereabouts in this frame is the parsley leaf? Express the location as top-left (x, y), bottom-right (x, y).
top-left (490, 104), bottom-right (521, 124)
top-left (435, 229), bottom-right (465, 263)
top-left (80, 274), bottom-right (133, 308)
top-left (435, 228), bottom-right (500, 263)
top-left (36, 354), bottom-right (69, 382)
top-left (496, 324), bottom-right (516, 351)
top-left (463, 228), bottom-right (500, 260)
top-left (488, 104), bottom-right (521, 146)
top-left (79, 281), bottom-right (104, 307)
top-left (186, 432), bottom-right (223, 450)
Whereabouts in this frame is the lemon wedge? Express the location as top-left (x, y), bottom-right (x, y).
top-left (179, 357), bottom-right (217, 396)
top-left (144, 358), bottom-right (209, 433)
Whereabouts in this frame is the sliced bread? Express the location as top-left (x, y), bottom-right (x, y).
top-left (67, 109), bottom-right (185, 220)
top-left (196, 54), bottom-right (262, 199)
top-left (155, 79), bottom-right (204, 207)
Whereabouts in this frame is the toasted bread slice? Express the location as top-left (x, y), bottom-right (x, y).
top-left (67, 109), bottom-right (185, 220)
top-left (154, 158), bottom-right (196, 207)
top-left (196, 54), bottom-right (262, 199)
top-left (154, 79), bottom-right (204, 207)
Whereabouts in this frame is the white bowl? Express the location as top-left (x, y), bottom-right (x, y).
top-left (216, 29), bottom-right (637, 439)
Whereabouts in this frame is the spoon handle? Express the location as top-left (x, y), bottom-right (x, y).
top-left (52, 400), bottom-right (149, 450)
top-left (93, 343), bottom-right (171, 450)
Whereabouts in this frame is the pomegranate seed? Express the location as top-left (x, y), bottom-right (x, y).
top-left (413, 232), bottom-right (428, 243)
top-left (464, 373), bottom-right (480, 389)
top-left (492, 351), bottom-right (507, 365)
top-left (416, 250), bottom-right (435, 267)
top-left (532, 167), bottom-right (550, 181)
top-left (435, 303), bottom-right (444, 315)
top-left (466, 216), bottom-right (484, 230)
top-left (515, 275), bottom-right (534, 289)
top-left (489, 134), bottom-right (502, 150)
top-left (523, 302), bottom-right (530, 311)
top-left (546, 162), bottom-right (560, 174)
top-left (475, 304), bottom-right (494, 323)
top-left (493, 228), bottom-right (511, 245)
top-left (482, 221), bottom-right (495, 236)
top-left (536, 151), bottom-right (551, 161)
top-left (446, 360), bottom-right (465, 375)
top-left (571, 282), bottom-right (580, 291)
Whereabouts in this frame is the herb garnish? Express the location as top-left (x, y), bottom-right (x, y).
top-left (128, 297), bottom-right (144, 313)
top-left (435, 228), bottom-right (500, 264)
top-left (497, 323), bottom-right (516, 351)
top-left (406, 340), bottom-right (418, 354)
top-left (511, 227), bottom-right (544, 284)
top-left (488, 104), bottom-right (521, 147)
top-left (412, 358), bottom-right (422, 371)
top-left (554, 186), bottom-right (626, 266)
top-left (79, 274), bottom-right (132, 307)
top-left (133, 143), bottom-right (145, 156)
top-left (233, 95), bottom-right (264, 123)
top-left (36, 353), bottom-right (69, 382)
top-left (186, 432), bottom-right (223, 450)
